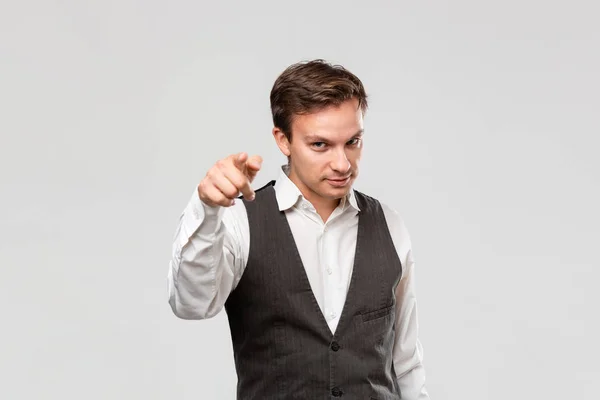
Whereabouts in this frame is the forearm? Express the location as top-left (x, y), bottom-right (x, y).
top-left (395, 341), bottom-right (429, 399)
top-left (392, 249), bottom-right (430, 399)
top-left (168, 189), bottom-right (241, 319)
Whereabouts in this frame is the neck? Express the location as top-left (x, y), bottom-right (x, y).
top-left (287, 170), bottom-right (341, 222)
top-left (309, 195), bottom-right (340, 223)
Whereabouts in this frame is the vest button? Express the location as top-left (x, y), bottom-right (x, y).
top-left (331, 387), bottom-right (343, 397)
top-left (330, 341), bottom-right (340, 351)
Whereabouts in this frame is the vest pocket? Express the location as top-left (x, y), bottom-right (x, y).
top-left (361, 304), bottom-right (394, 322)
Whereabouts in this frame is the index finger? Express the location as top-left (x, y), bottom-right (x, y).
top-left (228, 152), bottom-right (256, 200)
top-left (246, 155), bottom-right (263, 171)
top-left (232, 152), bottom-right (248, 171)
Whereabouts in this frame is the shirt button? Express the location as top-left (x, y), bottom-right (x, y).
top-left (327, 266), bottom-right (332, 275)
top-left (330, 311), bottom-right (336, 319)
top-left (330, 341), bottom-right (340, 351)
top-left (331, 387), bottom-right (343, 397)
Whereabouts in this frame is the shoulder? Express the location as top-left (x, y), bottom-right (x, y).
top-left (236, 180), bottom-right (276, 201)
top-left (355, 190), bottom-right (412, 259)
top-left (382, 201), bottom-right (413, 265)
top-left (353, 189), bottom-right (407, 228)
top-left (380, 200), bottom-right (413, 269)
top-left (255, 179), bottom-right (277, 193)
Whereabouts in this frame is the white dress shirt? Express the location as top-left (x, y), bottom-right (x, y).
top-left (168, 166), bottom-right (430, 400)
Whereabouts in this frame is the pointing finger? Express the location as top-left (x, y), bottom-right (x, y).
top-left (246, 155), bottom-right (263, 171)
top-left (222, 163), bottom-right (255, 201)
top-left (232, 152), bottom-right (248, 171)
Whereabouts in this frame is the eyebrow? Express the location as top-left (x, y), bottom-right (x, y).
top-left (305, 129), bottom-right (364, 142)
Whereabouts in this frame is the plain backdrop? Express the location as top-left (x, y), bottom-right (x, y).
top-left (1, 1), bottom-right (599, 399)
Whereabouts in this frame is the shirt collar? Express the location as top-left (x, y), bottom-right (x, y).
top-left (274, 165), bottom-right (361, 212)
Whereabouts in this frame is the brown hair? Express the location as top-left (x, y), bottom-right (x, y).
top-left (270, 59), bottom-right (368, 140)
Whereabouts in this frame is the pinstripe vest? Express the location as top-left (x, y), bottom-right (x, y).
top-left (224, 180), bottom-right (403, 399)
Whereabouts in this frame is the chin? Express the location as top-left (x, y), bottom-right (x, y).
top-left (321, 182), bottom-right (353, 198)
top-left (331, 189), bottom-right (351, 199)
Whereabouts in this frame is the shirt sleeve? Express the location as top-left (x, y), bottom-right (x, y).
top-left (167, 187), bottom-right (248, 319)
top-left (381, 203), bottom-right (431, 400)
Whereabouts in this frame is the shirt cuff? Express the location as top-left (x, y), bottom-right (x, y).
top-left (179, 187), bottom-right (225, 246)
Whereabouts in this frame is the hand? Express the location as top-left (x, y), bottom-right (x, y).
top-left (198, 152), bottom-right (263, 207)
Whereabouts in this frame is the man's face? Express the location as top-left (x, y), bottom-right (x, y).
top-left (273, 98), bottom-right (364, 204)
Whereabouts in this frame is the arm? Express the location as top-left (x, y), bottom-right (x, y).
top-left (382, 204), bottom-right (430, 399)
top-left (393, 248), bottom-right (430, 399)
top-left (167, 188), bottom-right (248, 319)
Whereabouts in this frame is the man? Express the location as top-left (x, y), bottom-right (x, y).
top-left (168, 59), bottom-right (430, 399)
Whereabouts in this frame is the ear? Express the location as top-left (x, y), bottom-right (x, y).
top-left (272, 127), bottom-right (291, 157)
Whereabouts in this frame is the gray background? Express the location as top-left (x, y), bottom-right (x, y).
top-left (1, 1), bottom-right (598, 399)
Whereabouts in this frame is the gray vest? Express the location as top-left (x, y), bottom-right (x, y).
top-left (224, 181), bottom-right (403, 399)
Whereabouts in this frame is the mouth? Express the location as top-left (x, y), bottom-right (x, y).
top-left (326, 176), bottom-right (352, 187)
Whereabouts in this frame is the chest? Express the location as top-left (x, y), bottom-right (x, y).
top-left (239, 196), bottom-right (403, 337)
top-left (285, 208), bottom-right (359, 315)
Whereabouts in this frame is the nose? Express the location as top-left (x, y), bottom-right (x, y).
top-left (330, 149), bottom-right (351, 174)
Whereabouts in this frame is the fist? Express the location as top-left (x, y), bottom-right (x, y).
top-left (198, 152), bottom-right (263, 207)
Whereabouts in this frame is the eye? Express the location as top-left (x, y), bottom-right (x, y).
top-left (347, 138), bottom-right (361, 146)
top-left (312, 142), bottom-right (327, 149)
